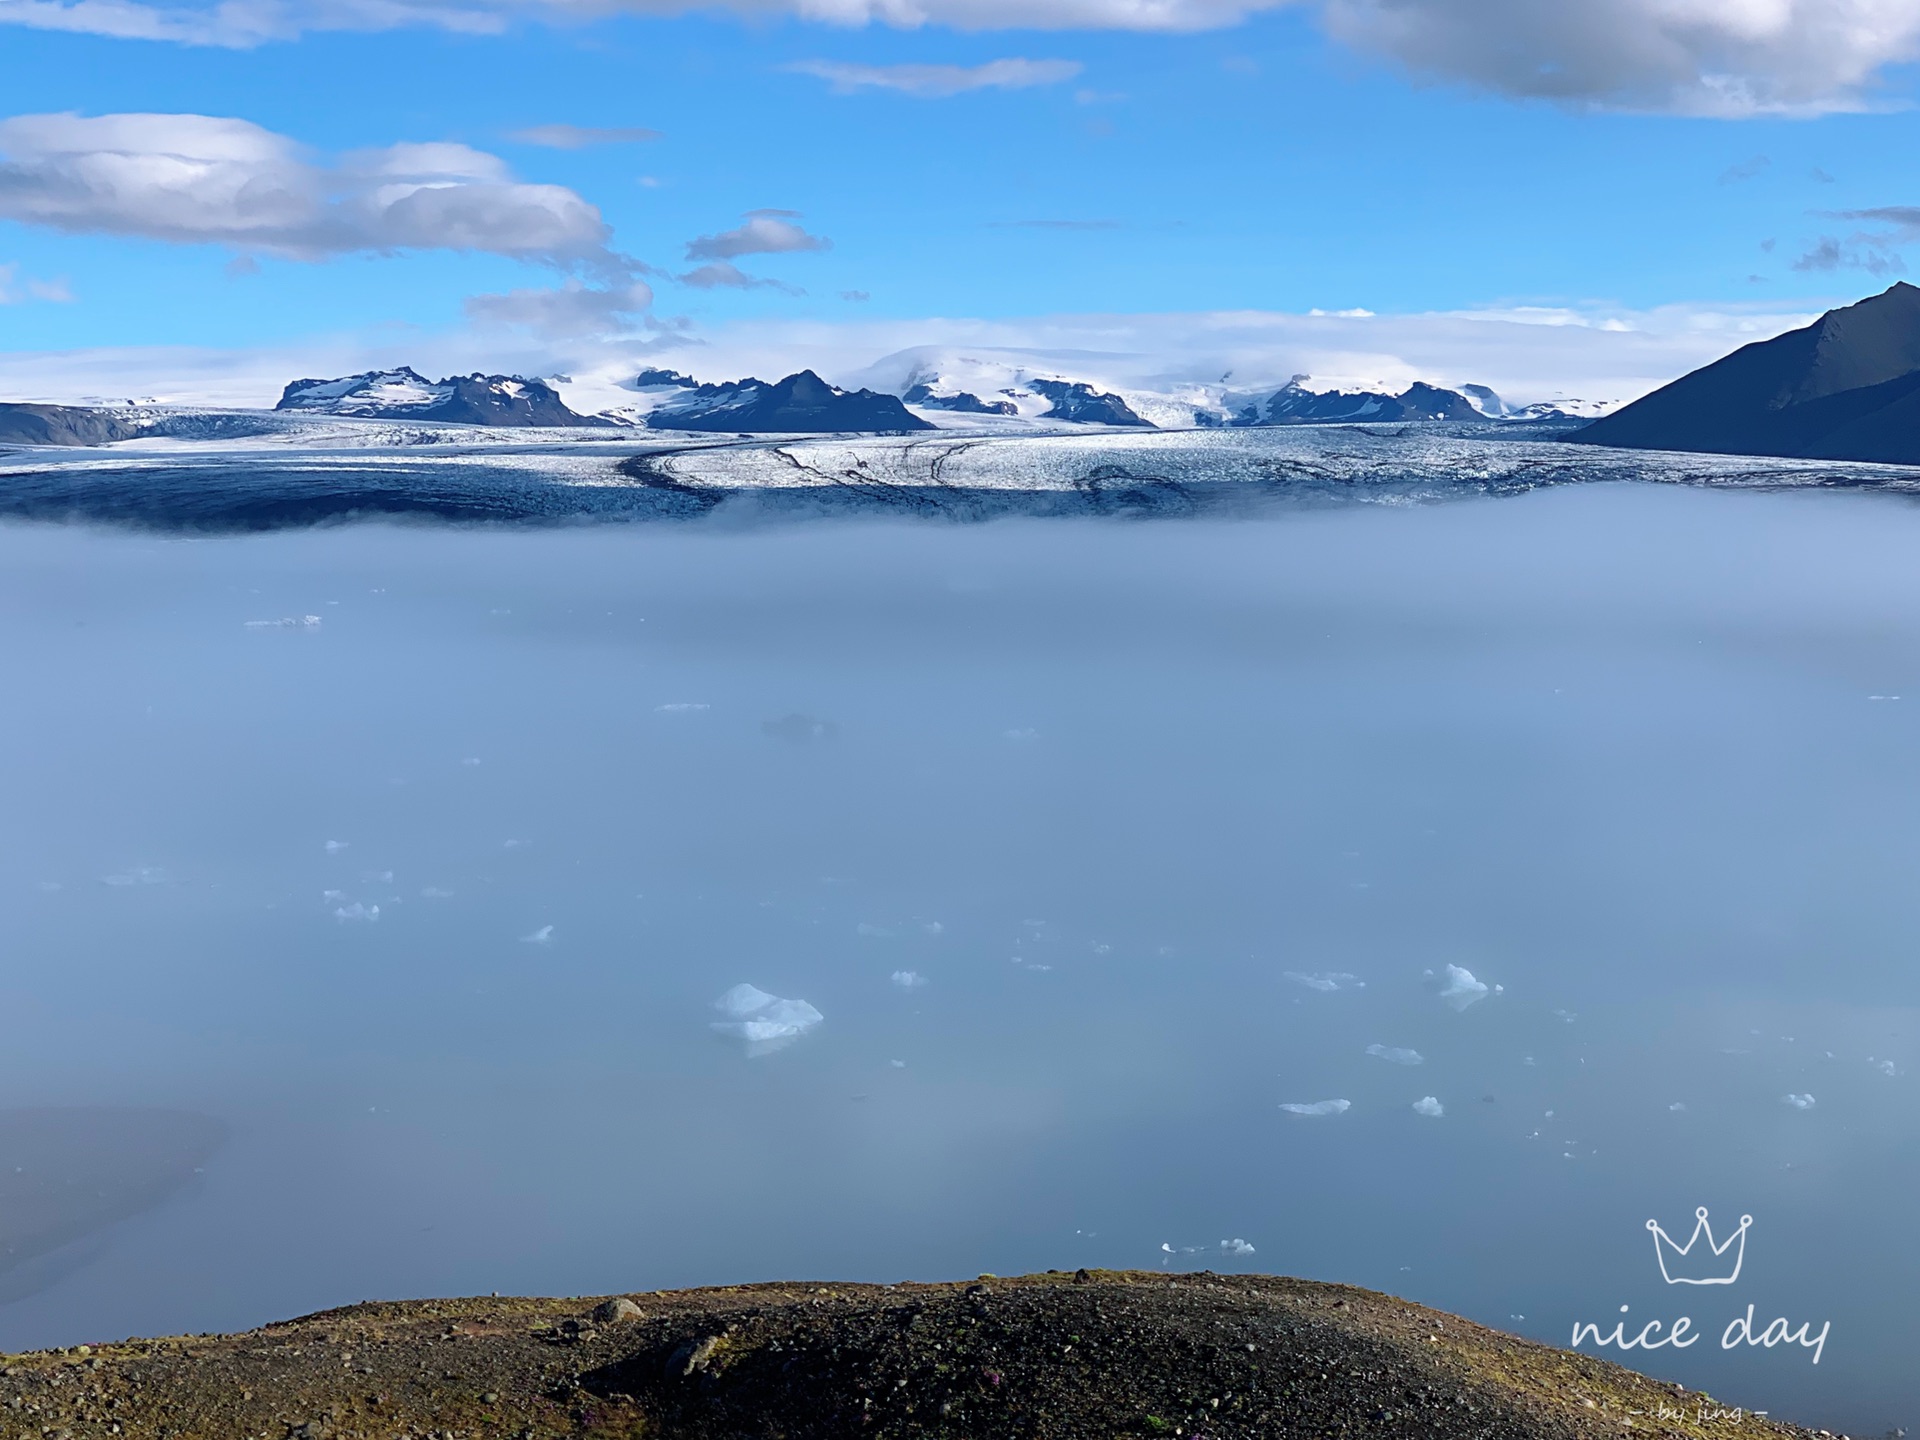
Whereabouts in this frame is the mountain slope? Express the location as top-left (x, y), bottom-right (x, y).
top-left (0, 1271), bottom-right (1813, 1440)
top-left (644, 369), bottom-right (933, 433)
top-left (1574, 282), bottom-right (1920, 462)
top-left (0, 403), bottom-right (146, 447)
top-left (276, 368), bottom-right (612, 428)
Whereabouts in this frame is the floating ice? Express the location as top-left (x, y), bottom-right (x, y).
top-left (334, 902), bottom-right (379, 922)
top-left (1552, 1009), bottom-right (1577, 1023)
top-left (1669, 1102), bottom-right (1687, 1112)
top-left (103, 865), bottom-right (167, 886)
top-left (324, 840), bottom-right (349, 853)
top-left (1279, 1099), bottom-right (1350, 1116)
top-left (1412, 1096), bottom-right (1445, 1117)
top-left (891, 970), bottom-right (928, 989)
top-left (1783, 1093), bottom-right (1816, 1110)
top-left (1437, 964), bottom-right (1491, 1011)
top-left (244, 615), bottom-right (321, 629)
top-left (1003, 728), bottom-right (1039, 741)
top-left (420, 887), bottom-right (455, 899)
top-left (1871, 1058), bottom-right (1898, 1076)
top-left (1220, 1239), bottom-right (1255, 1256)
top-left (857, 923), bottom-right (895, 938)
top-left (889, 1059), bottom-right (907, 1068)
top-left (655, 703), bottom-right (710, 712)
top-left (1285, 971), bottom-right (1363, 993)
top-left (522, 925), bottom-right (553, 944)
top-left (362, 869), bottom-right (393, 883)
top-left (711, 983), bottom-right (824, 1056)
top-left (1366, 1044), bottom-right (1424, 1065)
top-left (924, 921), bottom-right (944, 936)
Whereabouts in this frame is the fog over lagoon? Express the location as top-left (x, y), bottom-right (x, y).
top-left (1, 483), bottom-right (1916, 1433)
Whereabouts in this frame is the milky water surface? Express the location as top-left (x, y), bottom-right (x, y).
top-left (2, 483), bottom-right (1918, 1431)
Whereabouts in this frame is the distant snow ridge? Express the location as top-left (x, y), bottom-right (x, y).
top-left (712, 982), bottom-right (824, 1056)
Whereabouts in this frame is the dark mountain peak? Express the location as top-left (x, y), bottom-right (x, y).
top-left (635, 367), bottom-right (696, 389)
top-left (1027, 379), bottom-right (1154, 427)
top-left (1576, 282), bottom-right (1920, 464)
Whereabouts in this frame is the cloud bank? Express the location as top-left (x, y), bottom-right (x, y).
top-left (11, 0), bottom-right (1920, 116)
top-left (787, 58), bottom-right (1083, 96)
top-left (0, 112), bottom-right (625, 273)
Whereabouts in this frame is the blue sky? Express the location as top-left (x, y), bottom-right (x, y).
top-left (3, 0), bottom-right (1919, 404)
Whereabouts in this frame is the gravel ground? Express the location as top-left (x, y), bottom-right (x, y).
top-left (0, 1271), bottom-right (1832, 1440)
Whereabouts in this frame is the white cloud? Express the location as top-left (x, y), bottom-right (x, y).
top-left (11, 0), bottom-right (1920, 117)
top-left (677, 259), bottom-right (803, 292)
top-left (464, 279), bottom-right (654, 338)
top-left (1319, 0), bottom-right (1920, 116)
top-left (0, 112), bottom-right (623, 271)
top-left (507, 123), bottom-right (661, 148)
top-left (685, 213), bottom-right (831, 261)
top-left (787, 57), bottom-right (1083, 96)
top-left (0, 261), bottom-right (72, 302)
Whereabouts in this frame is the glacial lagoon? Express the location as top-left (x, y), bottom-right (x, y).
top-left (2, 475), bottom-right (1918, 1432)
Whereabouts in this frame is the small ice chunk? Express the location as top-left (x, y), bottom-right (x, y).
top-left (891, 970), bottom-right (928, 989)
top-left (1669, 1102), bottom-right (1687, 1112)
top-left (711, 983), bottom-right (824, 1056)
top-left (103, 865), bottom-right (166, 886)
top-left (1412, 1096), bottom-right (1444, 1117)
top-left (461, 757), bottom-right (482, 766)
top-left (244, 615), bottom-right (321, 629)
top-left (334, 902), bottom-right (379, 922)
top-left (857, 923), bottom-right (894, 938)
top-left (420, 887), bottom-right (455, 899)
top-left (889, 1059), bottom-right (907, 1068)
top-left (1782, 1093), bottom-right (1816, 1110)
top-left (1220, 1239), bottom-right (1255, 1256)
top-left (362, 869), bottom-right (393, 883)
top-left (1553, 1009), bottom-right (1577, 1023)
top-left (655, 702), bottom-right (710, 712)
top-left (1285, 971), bottom-right (1362, 993)
top-left (1872, 1059), bottom-right (1898, 1076)
top-left (1366, 1044), bottom-right (1424, 1065)
top-left (325, 840), bottom-right (349, 853)
top-left (924, 921), bottom-right (944, 936)
top-left (522, 925), bottom-right (553, 944)
top-left (1279, 1099), bottom-right (1350, 1116)
top-left (1437, 964), bottom-right (1490, 1011)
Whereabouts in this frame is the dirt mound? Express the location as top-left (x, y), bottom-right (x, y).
top-left (0, 1271), bottom-right (1820, 1439)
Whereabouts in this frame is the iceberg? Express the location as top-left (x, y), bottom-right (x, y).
top-left (1279, 1099), bottom-right (1350, 1116)
top-left (1366, 1044), bottom-right (1424, 1065)
top-left (1437, 964), bottom-right (1493, 1011)
top-left (712, 983), bottom-right (824, 1056)
top-left (1413, 1096), bottom-right (1444, 1117)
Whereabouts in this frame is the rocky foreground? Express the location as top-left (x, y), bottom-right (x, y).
top-left (0, 1271), bottom-right (1822, 1440)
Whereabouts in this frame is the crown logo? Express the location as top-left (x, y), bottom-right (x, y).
top-left (1647, 1207), bottom-right (1752, 1285)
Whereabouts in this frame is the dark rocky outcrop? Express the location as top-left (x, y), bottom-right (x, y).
top-left (902, 382), bottom-right (1019, 415)
top-left (647, 369), bottom-right (932, 432)
top-left (1244, 380), bottom-right (1487, 426)
top-left (1574, 281), bottom-right (1920, 464)
top-left (1028, 378), bottom-right (1154, 427)
top-left (276, 367), bottom-right (612, 427)
top-left (0, 403), bottom-right (146, 447)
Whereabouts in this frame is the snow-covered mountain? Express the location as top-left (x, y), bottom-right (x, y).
top-left (276, 368), bottom-right (611, 428)
top-left (616, 369), bottom-right (931, 433)
top-left (849, 345), bottom-right (1587, 431)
